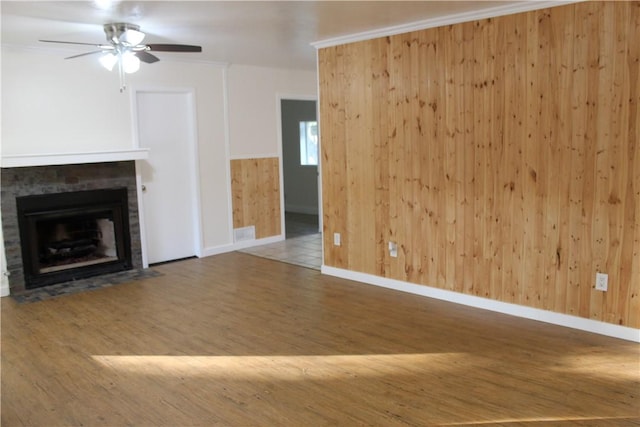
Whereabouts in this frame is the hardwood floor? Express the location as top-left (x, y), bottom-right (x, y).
top-left (2, 252), bottom-right (639, 426)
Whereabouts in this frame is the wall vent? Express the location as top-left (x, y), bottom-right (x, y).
top-left (234, 226), bottom-right (256, 242)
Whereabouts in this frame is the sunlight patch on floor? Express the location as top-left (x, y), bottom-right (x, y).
top-left (91, 353), bottom-right (469, 380)
top-left (553, 352), bottom-right (640, 381)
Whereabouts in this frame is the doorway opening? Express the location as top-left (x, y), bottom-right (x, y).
top-left (281, 99), bottom-right (319, 238)
top-left (239, 98), bottom-right (322, 270)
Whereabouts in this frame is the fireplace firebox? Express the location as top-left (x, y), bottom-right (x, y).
top-left (16, 188), bottom-right (133, 289)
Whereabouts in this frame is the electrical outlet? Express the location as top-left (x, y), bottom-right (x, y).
top-left (389, 241), bottom-right (398, 258)
top-left (595, 272), bottom-right (608, 292)
top-left (333, 232), bottom-right (341, 246)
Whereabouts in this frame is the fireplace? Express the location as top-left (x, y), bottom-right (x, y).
top-left (16, 188), bottom-right (133, 289)
top-left (1, 161), bottom-right (144, 295)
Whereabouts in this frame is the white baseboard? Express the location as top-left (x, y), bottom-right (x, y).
top-left (202, 235), bottom-right (285, 257)
top-left (201, 243), bottom-right (236, 257)
top-left (321, 265), bottom-right (640, 343)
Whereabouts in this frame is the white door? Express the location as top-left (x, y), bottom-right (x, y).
top-left (136, 91), bottom-right (199, 264)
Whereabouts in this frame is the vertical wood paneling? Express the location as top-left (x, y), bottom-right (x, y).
top-left (606, 3), bottom-right (629, 325)
top-left (549, 4), bottom-right (574, 316)
top-left (461, 21), bottom-right (476, 298)
top-left (628, 4), bottom-right (640, 328)
top-left (348, 40), bottom-right (377, 275)
top-left (372, 37), bottom-right (390, 278)
top-left (230, 158), bottom-right (281, 239)
top-left (320, 45), bottom-right (348, 269)
top-left (443, 24), bottom-right (459, 291)
top-left (502, 11), bottom-right (528, 306)
top-left (318, 2), bottom-right (640, 328)
top-left (387, 35), bottom-right (404, 281)
top-left (450, 23), bottom-right (467, 296)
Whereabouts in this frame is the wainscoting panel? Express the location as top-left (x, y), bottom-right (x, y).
top-left (230, 157), bottom-right (281, 239)
top-left (318, 2), bottom-right (640, 328)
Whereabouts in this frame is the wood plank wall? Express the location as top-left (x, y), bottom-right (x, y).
top-left (318, 2), bottom-right (640, 328)
top-left (230, 158), bottom-right (281, 239)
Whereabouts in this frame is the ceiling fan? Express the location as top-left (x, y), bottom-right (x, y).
top-left (40, 23), bottom-right (202, 92)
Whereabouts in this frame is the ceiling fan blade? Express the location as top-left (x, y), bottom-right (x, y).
top-left (40, 39), bottom-right (104, 47)
top-left (136, 51), bottom-right (160, 64)
top-left (146, 44), bottom-right (202, 53)
top-left (64, 50), bottom-right (105, 60)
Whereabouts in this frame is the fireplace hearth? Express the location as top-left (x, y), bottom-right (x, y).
top-left (17, 188), bottom-right (132, 289)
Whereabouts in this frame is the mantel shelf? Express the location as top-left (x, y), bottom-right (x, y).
top-left (1, 149), bottom-right (149, 168)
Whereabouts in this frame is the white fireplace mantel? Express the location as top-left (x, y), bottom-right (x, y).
top-left (1, 149), bottom-right (149, 168)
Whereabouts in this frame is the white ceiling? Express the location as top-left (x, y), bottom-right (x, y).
top-left (1, 1), bottom-right (517, 70)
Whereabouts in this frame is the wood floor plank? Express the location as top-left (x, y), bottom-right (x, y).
top-left (2, 253), bottom-right (639, 426)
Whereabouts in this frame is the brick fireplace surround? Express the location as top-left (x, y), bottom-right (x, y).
top-left (1, 161), bottom-right (143, 295)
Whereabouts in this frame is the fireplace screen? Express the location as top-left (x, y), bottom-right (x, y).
top-left (17, 188), bottom-right (132, 289)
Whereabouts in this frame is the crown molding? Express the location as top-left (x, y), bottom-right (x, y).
top-left (312, 1), bottom-right (582, 49)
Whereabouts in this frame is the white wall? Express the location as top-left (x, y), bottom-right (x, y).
top-left (2, 47), bottom-right (134, 154)
top-left (227, 64), bottom-right (317, 158)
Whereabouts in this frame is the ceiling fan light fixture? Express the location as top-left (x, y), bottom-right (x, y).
top-left (121, 28), bottom-right (145, 46)
top-left (121, 51), bottom-right (140, 73)
top-left (99, 52), bottom-right (118, 71)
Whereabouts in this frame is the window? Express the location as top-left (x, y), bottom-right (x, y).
top-left (299, 121), bottom-right (318, 166)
